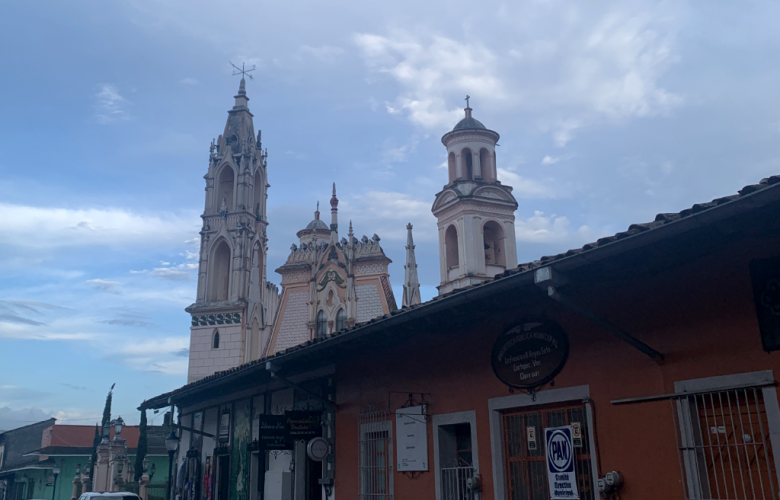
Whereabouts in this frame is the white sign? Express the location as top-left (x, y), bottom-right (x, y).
top-left (545, 426), bottom-right (579, 499)
top-left (395, 406), bottom-right (428, 471)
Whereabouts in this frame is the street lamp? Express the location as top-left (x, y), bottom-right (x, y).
top-left (51, 463), bottom-right (61, 500)
top-left (75, 465), bottom-right (81, 478)
top-left (114, 417), bottom-right (124, 440)
top-left (164, 431), bottom-right (179, 500)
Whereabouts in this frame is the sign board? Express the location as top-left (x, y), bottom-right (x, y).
top-left (750, 256), bottom-right (780, 351)
top-left (285, 411), bottom-right (322, 440)
top-left (306, 437), bottom-right (330, 462)
top-left (491, 319), bottom-right (569, 390)
top-left (395, 406), bottom-right (428, 471)
top-left (545, 426), bottom-right (579, 499)
top-left (218, 410), bottom-right (231, 443)
top-left (257, 415), bottom-right (289, 450)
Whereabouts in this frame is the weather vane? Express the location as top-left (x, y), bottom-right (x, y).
top-left (230, 61), bottom-right (256, 81)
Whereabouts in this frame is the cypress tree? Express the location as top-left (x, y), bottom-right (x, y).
top-left (134, 409), bottom-right (148, 482)
top-left (90, 423), bottom-right (100, 476)
top-left (101, 384), bottom-right (114, 430)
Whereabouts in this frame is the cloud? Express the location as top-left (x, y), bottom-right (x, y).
top-left (0, 406), bottom-right (52, 431)
top-left (59, 383), bottom-right (89, 391)
top-left (0, 203), bottom-right (200, 251)
top-left (94, 84), bottom-right (132, 124)
top-left (355, 32), bottom-right (503, 129)
top-left (515, 211), bottom-right (573, 243)
top-left (496, 168), bottom-right (559, 199)
top-left (180, 77), bottom-right (199, 85)
top-left (98, 318), bottom-right (159, 329)
top-left (299, 45), bottom-right (345, 64)
top-left (173, 348), bottom-right (189, 357)
top-left (0, 314), bottom-right (46, 326)
top-left (86, 279), bottom-right (122, 295)
top-left (0, 385), bottom-right (54, 404)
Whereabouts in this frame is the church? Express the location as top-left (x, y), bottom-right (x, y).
top-left (184, 79), bottom-right (519, 384)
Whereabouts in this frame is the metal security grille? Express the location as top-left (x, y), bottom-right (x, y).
top-left (672, 387), bottom-right (778, 500)
top-left (359, 407), bottom-right (393, 500)
top-left (440, 466), bottom-right (476, 500)
top-left (502, 403), bottom-right (594, 500)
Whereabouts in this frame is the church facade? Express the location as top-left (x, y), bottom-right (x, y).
top-left (184, 81), bottom-right (510, 384)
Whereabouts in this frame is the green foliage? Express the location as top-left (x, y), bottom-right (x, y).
top-left (134, 410), bottom-right (148, 482)
top-left (90, 423), bottom-right (100, 474)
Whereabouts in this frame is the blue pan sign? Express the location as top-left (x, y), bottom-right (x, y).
top-left (545, 426), bottom-right (579, 499)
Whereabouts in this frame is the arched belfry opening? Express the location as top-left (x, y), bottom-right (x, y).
top-left (483, 220), bottom-right (506, 269)
top-left (480, 148), bottom-right (492, 182)
top-left (462, 148), bottom-right (474, 180)
top-left (448, 152), bottom-right (457, 183)
top-left (208, 240), bottom-right (232, 302)
top-left (218, 164), bottom-right (235, 212)
top-left (445, 225), bottom-right (460, 274)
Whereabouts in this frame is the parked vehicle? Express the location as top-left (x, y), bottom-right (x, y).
top-left (77, 492), bottom-right (141, 500)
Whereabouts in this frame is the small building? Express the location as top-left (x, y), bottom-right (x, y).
top-left (0, 420), bottom-right (170, 500)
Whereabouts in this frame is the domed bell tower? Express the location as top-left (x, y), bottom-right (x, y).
top-left (431, 97), bottom-right (518, 295)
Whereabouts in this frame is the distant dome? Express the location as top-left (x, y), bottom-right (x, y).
top-left (306, 219), bottom-right (329, 231)
top-left (453, 116), bottom-right (486, 131)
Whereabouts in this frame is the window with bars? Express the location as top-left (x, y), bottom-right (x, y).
top-left (501, 403), bottom-right (594, 500)
top-left (673, 386), bottom-right (779, 499)
top-left (358, 408), bottom-right (393, 500)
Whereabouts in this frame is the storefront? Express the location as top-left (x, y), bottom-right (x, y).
top-left (141, 366), bottom-right (336, 500)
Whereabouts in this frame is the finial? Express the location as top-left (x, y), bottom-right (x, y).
top-left (330, 182), bottom-right (339, 208)
top-left (317, 201), bottom-right (320, 211)
top-left (465, 95), bottom-right (470, 108)
top-left (406, 222), bottom-right (413, 230)
top-left (315, 201), bottom-right (320, 220)
top-left (464, 95), bottom-right (472, 119)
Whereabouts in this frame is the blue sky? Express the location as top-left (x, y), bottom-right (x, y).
top-left (1, 0), bottom-right (779, 430)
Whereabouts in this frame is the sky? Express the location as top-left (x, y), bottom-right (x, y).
top-left (0, 0), bottom-right (779, 431)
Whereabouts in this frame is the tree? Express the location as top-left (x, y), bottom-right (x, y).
top-left (90, 423), bottom-right (100, 475)
top-left (101, 384), bottom-right (115, 430)
top-left (134, 409), bottom-right (148, 482)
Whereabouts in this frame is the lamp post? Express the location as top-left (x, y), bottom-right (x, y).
top-left (164, 431), bottom-right (179, 500)
top-left (51, 463), bottom-right (61, 500)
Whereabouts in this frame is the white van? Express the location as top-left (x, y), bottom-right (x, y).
top-left (77, 492), bottom-right (141, 500)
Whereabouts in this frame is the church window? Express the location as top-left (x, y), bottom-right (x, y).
top-left (445, 225), bottom-right (460, 270)
top-left (462, 148), bottom-right (473, 180)
top-left (483, 220), bottom-right (506, 268)
top-left (316, 310), bottom-right (327, 337)
top-left (480, 148), bottom-right (492, 182)
top-left (336, 308), bottom-right (346, 331)
top-left (448, 152), bottom-right (457, 183)
top-left (212, 330), bottom-right (220, 349)
top-left (217, 165), bottom-right (235, 212)
top-left (208, 240), bottom-right (231, 302)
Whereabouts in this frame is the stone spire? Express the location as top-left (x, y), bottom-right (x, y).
top-left (402, 223), bottom-right (421, 308)
top-left (329, 183), bottom-right (339, 244)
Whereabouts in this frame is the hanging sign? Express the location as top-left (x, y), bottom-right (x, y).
top-left (306, 437), bottom-right (330, 462)
top-left (257, 415), bottom-right (289, 450)
top-left (545, 426), bottom-right (579, 499)
top-left (396, 406), bottom-right (428, 471)
top-left (285, 411), bottom-right (322, 440)
top-left (491, 319), bottom-right (569, 390)
top-left (218, 410), bottom-right (231, 443)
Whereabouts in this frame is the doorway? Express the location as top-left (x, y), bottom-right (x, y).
top-left (216, 455), bottom-right (230, 500)
top-left (501, 402), bottom-right (595, 500)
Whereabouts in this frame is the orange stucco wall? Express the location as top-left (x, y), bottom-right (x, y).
top-left (333, 232), bottom-right (780, 499)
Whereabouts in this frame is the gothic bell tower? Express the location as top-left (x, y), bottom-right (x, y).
top-left (185, 77), bottom-right (279, 383)
top-left (431, 98), bottom-right (519, 295)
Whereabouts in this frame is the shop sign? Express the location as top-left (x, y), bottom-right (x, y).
top-left (285, 411), bottom-right (322, 440)
top-left (545, 426), bottom-right (579, 499)
top-left (490, 319), bottom-right (569, 390)
top-left (257, 415), bottom-right (289, 450)
top-left (396, 406), bottom-right (428, 471)
top-left (218, 409), bottom-right (230, 443)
